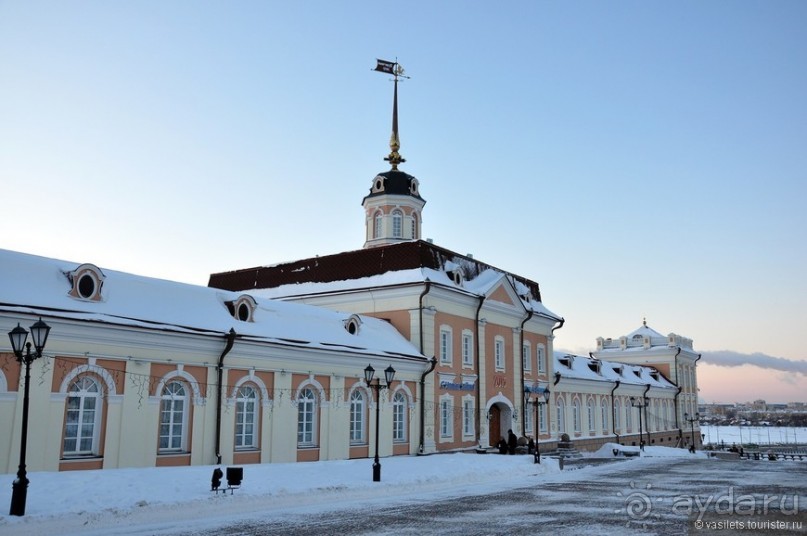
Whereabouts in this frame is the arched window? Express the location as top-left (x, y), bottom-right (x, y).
top-left (625, 401), bottom-right (632, 432)
top-left (601, 399), bottom-right (609, 434)
top-left (392, 209), bottom-right (403, 238)
top-left (557, 398), bottom-right (566, 434)
top-left (297, 388), bottom-right (317, 447)
top-left (63, 376), bottom-right (102, 456)
top-left (614, 399), bottom-right (622, 432)
top-left (373, 211), bottom-right (383, 239)
top-left (393, 391), bottom-right (407, 442)
top-left (587, 398), bottom-right (595, 432)
top-left (410, 213), bottom-right (418, 239)
top-left (235, 385), bottom-right (258, 449)
top-left (573, 399), bottom-right (582, 432)
top-left (159, 381), bottom-right (189, 452)
top-left (349, 390), bottom-right (366, 444)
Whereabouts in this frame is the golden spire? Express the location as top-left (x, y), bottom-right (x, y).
top-left (374, 59), bottom-right (409, 171)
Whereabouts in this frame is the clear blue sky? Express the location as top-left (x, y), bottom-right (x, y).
top-left (1, 1), bottom-right (805, 402)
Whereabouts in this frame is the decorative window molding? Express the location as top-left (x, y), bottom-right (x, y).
top-left (227, 294), bottom-right (257, 323)
top-left (66, 263), bottom-right (105, 302)
top-left (344, 314), bottom-right (362, 336)
top-left (461, 330), bottom-right (473, 368)
top-left (373, 210), bottom-right (383, 238)
top-left (522, 342), bottom-right (532, 372)
top-left (462, 395), bottom-right (475, 438)
top-left (537, 345), bottom-right (546, 374)
top-left (392, 209), bottom-right (403, 238)
top-left (494, 337), bottom-right (505, 371)
top-left (372, 175), bottom-right (385, 193)
top-left (439, 394), bottom-right (454, 441)
top-left (439, 325), bottom-right (453, 365)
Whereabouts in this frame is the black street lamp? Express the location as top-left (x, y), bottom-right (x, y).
top-left (7, 318), bottom-right (51, 516)
top-left (630, 396), bottom-right (648, 451)
top-left (684, 412), bottom-right (700, 453)
top-left (364, 363), bottom-right (395, 482)
top-left (531, 387), bottom-right (551, 464)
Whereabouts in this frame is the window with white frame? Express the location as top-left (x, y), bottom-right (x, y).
top-left (587, 398), bottom-right (595, 433)
top-left (523, 342), bottom-right (531, 372)
top-left (525, 401), bottom-right (534, 434)
top-left (462, 396), bottom-right (475, 437)
top-left (439, 327), bottom-right (453, 365)
top-left (625, 402), bottom-right (636, 432)
top-left (410, 213), bottom-right (418, 239)
top-left (557, 398), bottom-right (566, 434)
top-left (539, 403), bottom-right (547, 433)
top-left (573, 399), bottom-right (581, 432)
top-left (393, 391), bottom-right (407, 442)
top-left (297, 388), bottom-right (317, 447)
top-left (601, 399), bottom-right (609, 434)
top-left (462, 331), bottom-right (473, 367)
top-left (373, 211), bottom-right (383, 239)
top-left (494, 337), bottom-right (505, 370)
top-left (235, 385), bottom-right (258, 449)
top-left (63, 376), bottom-right (102, 456)
top-left (159, 380), bottom-right (189, 452)
top-left (537, 345), bottom-right (546, 373)
top-left (440, 396), bottom-right (453, 439)
top-left (392, 209), bottom-right (403, 238)
top-left (614, 399), bottom-right (621, 432)
top-left (349, 390), bottom-right (366, 444)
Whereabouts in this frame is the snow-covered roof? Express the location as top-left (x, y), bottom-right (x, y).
top-left (0, 248), bottom-right (425, 360)
top-left (252, 266), bottom-right (562, 321)
top-left (596, 321), bottom-right (694, 352)
top-left (553, 352), bottom-right (676, 389)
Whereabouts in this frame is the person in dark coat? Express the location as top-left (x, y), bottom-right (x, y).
top-left (507, 429), bottom-right (517, 455)
top-left (497, 437), bottom-right (508, 454)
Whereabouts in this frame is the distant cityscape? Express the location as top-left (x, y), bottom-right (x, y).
top-left (699, 401), bottom-right (807, 427)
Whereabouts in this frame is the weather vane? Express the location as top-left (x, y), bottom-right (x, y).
top-left (374, 59), bottom-right (410, 170)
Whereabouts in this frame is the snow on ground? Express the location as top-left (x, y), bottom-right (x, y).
top-left (0, 446), bottom-right (709, 536)
top-left (591, 442), bottom-right (709, 458)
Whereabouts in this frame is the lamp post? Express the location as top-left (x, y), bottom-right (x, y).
top-left (684, 412), bottom-right (700, 453)
top-left (630, 396), bottom-right (648, 451)
top-left (7, 318), bottom-right (51, 516)
top-left (532, 387), bottom-right (551, 464)
top-left (364, 363), bottom-right (395, 482)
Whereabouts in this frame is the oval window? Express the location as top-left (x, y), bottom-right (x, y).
top-left (78, 273), bottom-right (96, 299)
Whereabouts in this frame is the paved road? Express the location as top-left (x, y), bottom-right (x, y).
top-left (170, 458), bottom-right (807, 536)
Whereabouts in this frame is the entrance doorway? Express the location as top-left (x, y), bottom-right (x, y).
top-left (489, 406), bottom-right (501, 447)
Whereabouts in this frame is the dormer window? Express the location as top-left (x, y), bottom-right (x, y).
top-left (558, 356), bottom-right (573, 369)
top-left (633, 369), bottom-right (642, 378)
top-left (588, 361), bottom-right (601, 374)
top-left (344, 314), bottom-right (362, 335)
top-left (410, 178), bottom-right (419, 195)
top-left (372, 176), bottom-right (385, 193)
top-left (228, 295), bottom-right (257, 323)
top-left (612, 366), bottom-right (623, 375)
top-left (650, 371), bottom-right (660, 381)
top-left (67, 264), bottom-right (105, 302)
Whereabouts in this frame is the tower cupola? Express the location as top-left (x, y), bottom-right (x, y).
top-left (363, 60), bottom-right (426, 249)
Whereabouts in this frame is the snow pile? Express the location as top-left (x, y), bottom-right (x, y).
top-left (591, 442), bottom-right (708, 458)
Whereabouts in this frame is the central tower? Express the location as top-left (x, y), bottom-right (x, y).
top-left (362, 59), bottom-right (426, 249)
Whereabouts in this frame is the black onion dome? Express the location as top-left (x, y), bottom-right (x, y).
top-left (363, 170), bottom-right (424, 202)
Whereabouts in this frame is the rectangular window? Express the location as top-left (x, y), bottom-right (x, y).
top-left (462, 399), bottom-right (474, 437)
top-left (523, 344), bottom-right (531, 371)
top-left (539, 404), bottom-right (547, 433)
top-left (495, 339), bottom-right (505, 370)
top-left (440, 399), bottom-right (453, 438)
top-left (462, 333), bottom-right (473, 366)
top-left (525, 403), bottom-right (534, 434)
top-left (537, 347), bottom-right (545, 373)
top-left (440, 329), bottom-right (452, 365)
top-left (587, 402), bottom-right (595, 432)
top-left (349, 393), bottom-right (365, 444)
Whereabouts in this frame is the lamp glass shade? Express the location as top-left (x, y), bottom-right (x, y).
top-left (542, 388), bottom-right (551, 402)
top-left (8, 323), bottom-right (28, 355)
top-left (30, 318), bottom-right (51, 353)
top-left (364, 364), bottom-right (375, 384)
top-left (384, 365), bottom-right (396, 386)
